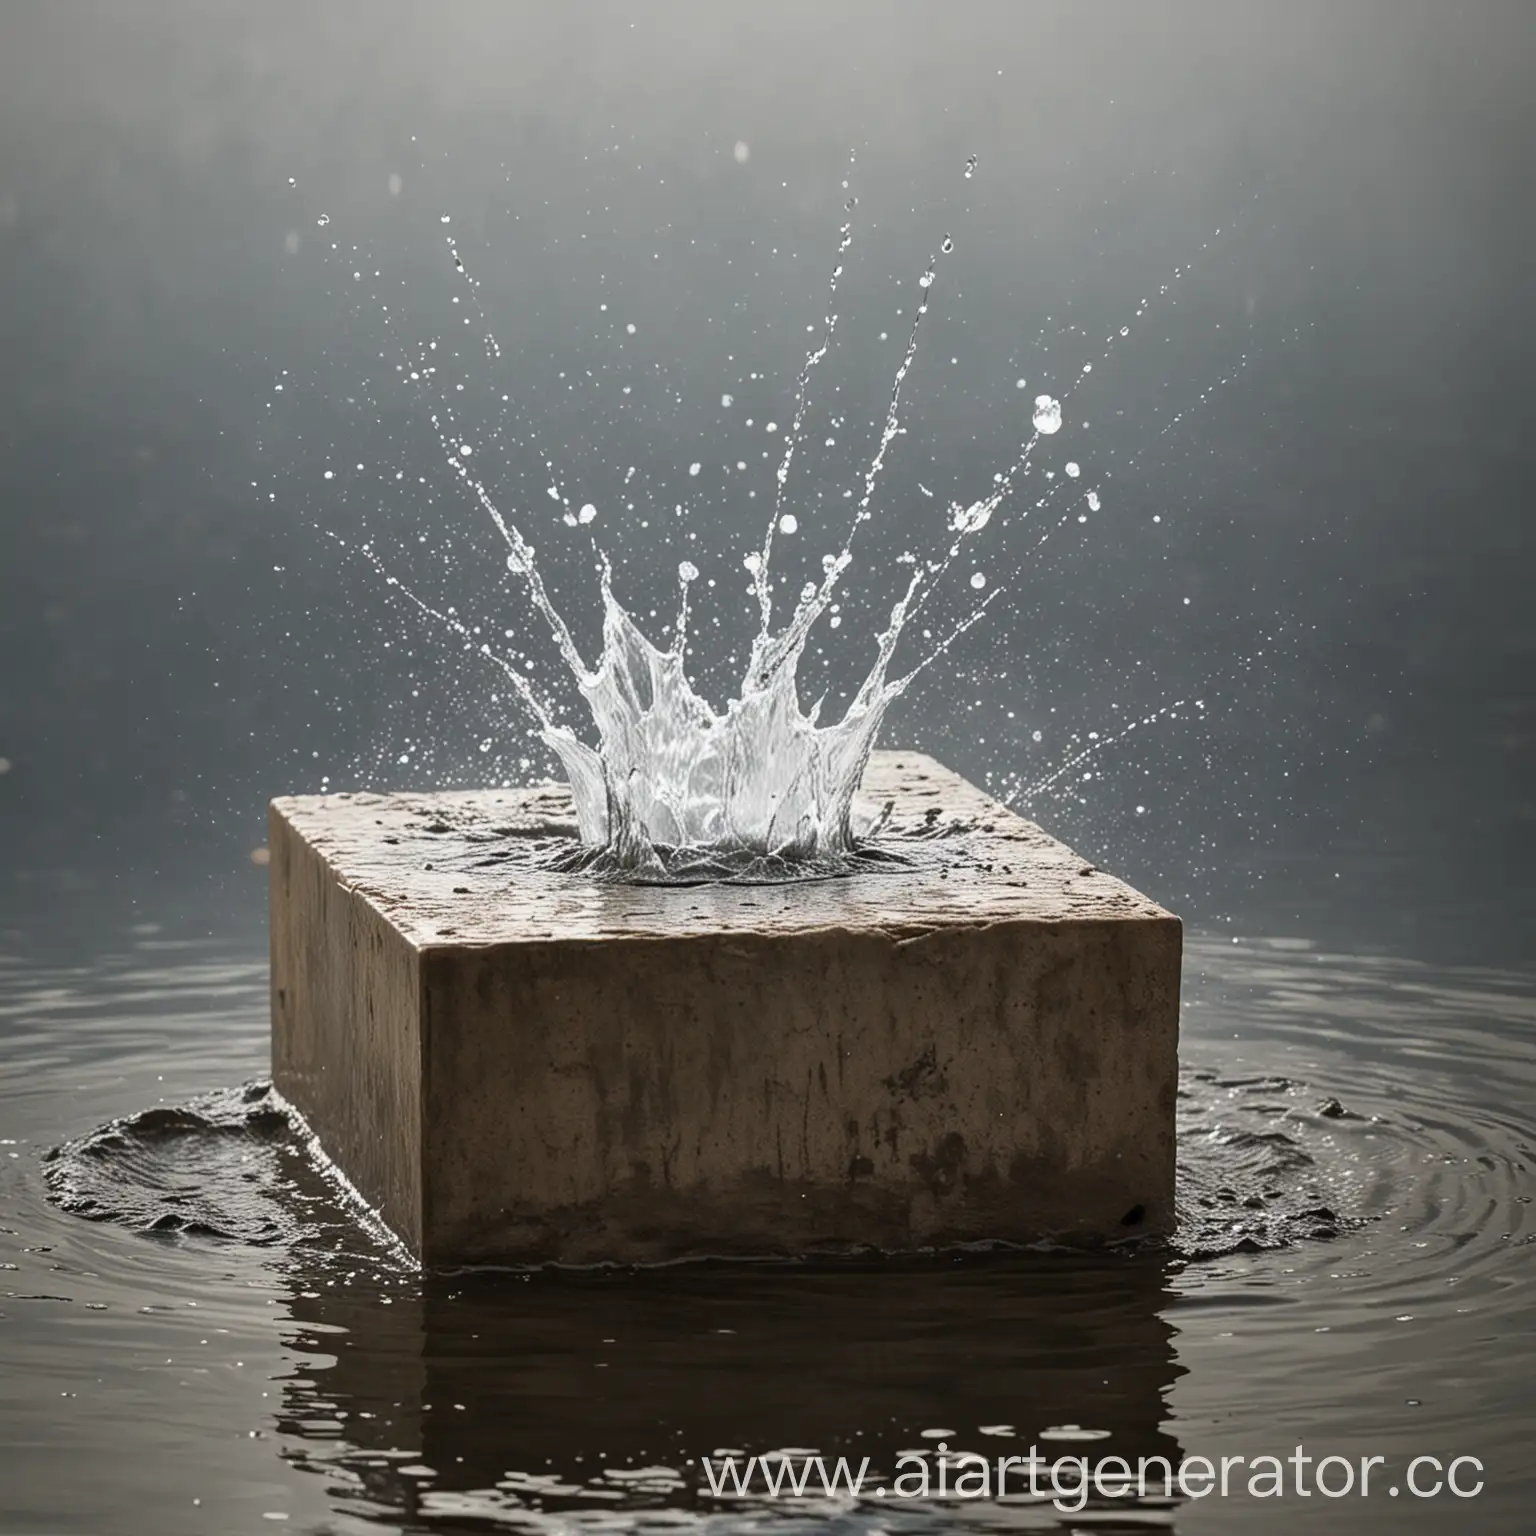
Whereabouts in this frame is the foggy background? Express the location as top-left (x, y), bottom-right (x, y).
top-left (1, 0), bottom-right (1532, 964)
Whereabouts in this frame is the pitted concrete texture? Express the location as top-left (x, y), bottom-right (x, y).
top-left (270, 751), bottom-right (1180, 1265)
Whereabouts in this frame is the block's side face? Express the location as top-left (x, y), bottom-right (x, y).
top-left (418, 914), bottom-right (1180, 1265)
top-left (269, 801), bottom-right (423, 1253)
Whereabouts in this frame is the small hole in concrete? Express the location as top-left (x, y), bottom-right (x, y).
top-left (1120, 1203), bottom-right (1146, 1227)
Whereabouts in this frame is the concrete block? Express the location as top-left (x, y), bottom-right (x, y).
top-left (269, 751), bottom-right (1180, 1265)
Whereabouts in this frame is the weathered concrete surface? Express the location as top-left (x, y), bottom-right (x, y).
top-left (270, 751), bottom-right (1180, 1266)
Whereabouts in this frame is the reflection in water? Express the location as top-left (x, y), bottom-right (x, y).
top-left (275, 1258), bottom-right (1182, 1527)
top-left (2, 929), bottom-right (1533, 1531)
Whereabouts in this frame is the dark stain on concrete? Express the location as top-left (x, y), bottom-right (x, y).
top-left (884, 1044), bottom-right (947, 1100)
top-left (909, 1131), bottom-right (968, 1196)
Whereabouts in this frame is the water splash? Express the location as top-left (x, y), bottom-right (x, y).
top-left (378, 206), bottom-right (1001, 883)
top-left (291, 170), bottom-right (1250, 881)
top-left (537, 558), bottom-right (912, 882)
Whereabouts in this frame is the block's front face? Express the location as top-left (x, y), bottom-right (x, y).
top-left (272, 753), bottom-right (1180, 1265)
top-left (420, 922), bottom-right (1178, 1264)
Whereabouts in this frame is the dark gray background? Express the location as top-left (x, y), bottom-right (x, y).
top-left (1, 0), bottom-right (1531, 964)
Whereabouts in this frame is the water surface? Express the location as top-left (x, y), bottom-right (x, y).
top-left (1, 919), bottom-right (1530, 1533)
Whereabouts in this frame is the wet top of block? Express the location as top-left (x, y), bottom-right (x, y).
top-left (270, 751), bottom-right (1176, 947)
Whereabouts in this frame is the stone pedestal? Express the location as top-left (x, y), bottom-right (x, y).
top-left (269, 751), bottom-right (1180, 1266)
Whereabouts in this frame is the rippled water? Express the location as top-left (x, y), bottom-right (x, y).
top-left (0, 925), bottom-right (1531, 1533)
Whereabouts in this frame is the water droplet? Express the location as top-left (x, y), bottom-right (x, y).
top-left (918, 270), bottom-right (935, 289)
top-left (1120, 325), bottom-right (1130, 337)
top-left (1082, 362), bottom-right (1093, 374)
top-left (678, 560), bottom-right (699, 583)
top-left (575, 503), bottom-right (597, 525)
top-left (1032, 395), bottom-right (1062, 435)
top-left (1032, 729), bottom-right (1043, 743)
top-left (316, 214), bottom-right (330, 227)
top-left (743, 551), bottom-right (763, 574)
top-left (765, 421), bottom-right (778, 434)
top-left (323, 469), bottom-right (334, 480)
top-left (970, 572), bottom-right (987, 590)
top-left (1015, 378), bottom-right (1028, 390)
top-left (1065, 462), bottom-right (1081, 478)
top-left (1086, 490), bottom-right (1101, 511)
top-left (688, 462), bottom-right (702, 477)
top-left (779, 514), bottom-right (798, 535)
top-left (949, 501), bottom-right (992, 534)
top-left (626, 322), bottom-right (637, 335)
top-left (720, 393), bottom-right (734, 408)
top-left (459, 443), bottom-right (473, 456)
top-left (439, 214), bottom-right (451, 224)
top-left (941, 235), bottom-right (954, 254)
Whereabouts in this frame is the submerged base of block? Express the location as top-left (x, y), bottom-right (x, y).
top-left (269, 751), bottom-right (1180, 1266)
